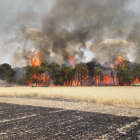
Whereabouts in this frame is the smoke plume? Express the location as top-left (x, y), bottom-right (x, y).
top-left (0, 0), bottom-right (140, 66)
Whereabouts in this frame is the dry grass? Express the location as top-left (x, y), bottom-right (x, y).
top-left (0, 86), bottom-right (140, 108)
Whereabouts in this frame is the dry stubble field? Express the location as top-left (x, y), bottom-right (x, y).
top-left (0, 86), bottom-right (140, 108)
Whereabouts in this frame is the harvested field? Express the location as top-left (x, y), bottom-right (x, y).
top-left (0, 102), bottom-right (140, 140)
top-left (0, 87), bottom-right (140, 108)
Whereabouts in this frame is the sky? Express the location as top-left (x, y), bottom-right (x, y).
top-left (0, 0), bottom-right (54, 66)
top-left (0, 0), bottom-right (140, 67)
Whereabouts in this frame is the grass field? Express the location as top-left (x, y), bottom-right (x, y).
top-left (0, 86), bottom-right (140, 108)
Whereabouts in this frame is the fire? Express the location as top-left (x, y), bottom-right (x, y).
top-left (103, 75), bottom-right (111, 84)
top-left (134, 78), bottom-right (140, 84)
top-left (110, 63), bottom-right (115, 69)
top-left (28, 52), bottom-right (136, 87)
top-left (85, 76), bottom-right (89, 80)
top-left (63, 75), bottom-right (89, 87)
top-left (69, 55), bottom-right (76, 68)
top-left (29, 51), bottom-right (50, 87)
top-left (115, 55), bottom-right (125, 67)
top-left (115, 55), bottom-right (123, 63)
top-left (29, 74), bottom-right (37, 86)
top-left (63, 80), bottom-right (81, 87)
top-left (95, 76), bottom-right (100, 85)
top-left (30, 51), bottom-right (42, 67)
top-left (50, 84), bottom-right (56, 87)
top-left (29, 74), bottom-right (49, 86)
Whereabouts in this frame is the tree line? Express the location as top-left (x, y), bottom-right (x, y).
top-left (26, 62), bottom-right (88, 86)
top-left (0, 61), bottom-right (140, 86)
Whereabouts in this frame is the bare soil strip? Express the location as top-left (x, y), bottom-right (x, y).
top-left (0, 97), bottom-right (140, 118)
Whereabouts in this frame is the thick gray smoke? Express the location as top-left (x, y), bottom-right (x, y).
top-left (0, 0), bottom-right (140, 67)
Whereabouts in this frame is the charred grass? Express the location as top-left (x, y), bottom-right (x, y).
top-left (0, 102), bottom-right (139, 139)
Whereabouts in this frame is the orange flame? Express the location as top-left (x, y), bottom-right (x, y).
top-left (115, 55), bottom-right (123, 63)
top-left (103, 75), bottom-right (111, 84)
top-left (29, 51), bottom-right (50, 87)
top-left (95, 76), bottom-right (100, 85)
top-left (69, 55), bottom-right (76, 68)
top-left (63, 80), bottom-right (81, 87)
top-left (110, 63), bottom-right (115, 69)
top-left (115, 55), bottom-right (125, 66)
top-left (134, 78), bottom-right (140, 84)
top-left (30, 51), bottom-right (42, 67)
top-left (63, 75), bottom-right (89, 87)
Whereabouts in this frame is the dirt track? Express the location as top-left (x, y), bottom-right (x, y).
top-left (0, 98), bottom-right (140, 140)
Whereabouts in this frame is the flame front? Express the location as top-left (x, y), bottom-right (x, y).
top-left (115, 55), bottom-right (125, 67)
top-left (69, 55), bottom-right (76, 68)
top-left (103, 75), bottom-right (111, 84)
top-left (30, 51), bottom-right (42, 67)
top-left (28, 53), bottom-right (138, 86)
top-left (134, 78), bottom-right (140, 84)
top-left (29, 51), bottom-right (50, 87)
top-left (110, 63), bottom-right (115, 69)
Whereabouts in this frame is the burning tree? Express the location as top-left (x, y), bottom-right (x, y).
top-left (61, 63), bottom-right (89, 86)
top-left (61, 65), bottom-right (75, 86)
top-left (25, 50), bottom-right (137, 87)
top-left (27, 51), bottom-right (51, 87)
top-left (69, 55), bottom-right (76, 68)
top-left (30, 51), bottom-right (42, 67)
top-left (116, 64), bottom-right (134, 86)
top-left (94, 67), bottom-right (104, 85)
top-left (134, 65), bottom-right (140, 83)
top-left (75, 63), bottom-right (89, 86)
top-left (47, 63), bottom-right (60, 86)
top-left (26, 66), bottom-right (40, 86)
top-left (110, 69), bottom-right (115, 85)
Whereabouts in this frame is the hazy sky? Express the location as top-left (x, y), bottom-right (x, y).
top-left (0, 0), bottom-right (140, 67)
top-left (0, 0), bottom-right (54, 66)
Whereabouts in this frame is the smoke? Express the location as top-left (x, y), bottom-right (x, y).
top-left (1, 0), bottom-right (140, 66)
top-left (91, 39), bottom-right (136, 64)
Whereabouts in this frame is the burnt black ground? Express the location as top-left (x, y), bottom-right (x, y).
top-left (0, 103), bottom-right (140, 140)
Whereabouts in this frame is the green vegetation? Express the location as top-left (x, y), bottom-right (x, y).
top-left (134, 65), bottom-right (140, 80)
top-left (61, 65), bottom-right (74, 86)
top-left (17, 78), bottom-right (29, 86)
top-left (75, 63), bottom-right (88, 86)
top-left (0, 59), bottom-right (140, 86)
top-left (94, 67), bottom-right (104, 85)
top-left (25, 61), bottom-right (140, 86)
top-left (117, 64), bottom-right (134, 86)
top-left (110, 69), bottom-right (115, 85)
top-left (0, 63), bottom-right (15, 80)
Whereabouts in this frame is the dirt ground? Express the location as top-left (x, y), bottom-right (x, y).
top-left (0, 97), bottom-right (140, 139)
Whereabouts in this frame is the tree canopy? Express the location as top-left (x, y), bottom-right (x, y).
top-left (75, 63), bottom-right (88, 86)
top-left (94, 67), bottom-right (103, 85)
top-left (61, 65), bottom-right (75, 86)
top-left (117, 64), bottom-right (134, 86)
top-left (134, 65), bottom-right (140, 80)
top-left (0, 63), bottom-right (15, 80)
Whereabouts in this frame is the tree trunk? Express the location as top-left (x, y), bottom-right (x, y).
top-left (113, 77), bottom-right (115, 86)
top-left (94, 76), bottom-right (96, 86)
top-left (48, 73), bottom-right (51, 86)
top-left (99, 76), bottom-right (101, 86)
top-left (81, 73), bottom-right (83, 86)
top-left (119, 79), bottom-right (123, 86)
top-left (112, 75), bottom-right (115, 86)
top-left (78, 73), bottom-right (80, 86)
top-left (89, 75), bottom-right (92, 86)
